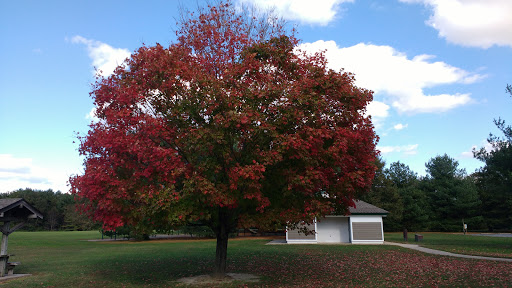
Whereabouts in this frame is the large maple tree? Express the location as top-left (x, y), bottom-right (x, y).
top-left (70, 2), bottom-right (378, 277)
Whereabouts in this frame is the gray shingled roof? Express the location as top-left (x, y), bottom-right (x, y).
top-left (0, 198), bottom-right (43, 219)
top-left (349, 200), bottom-right (388, 215)
top-left (0, 198), bottom-right (24, 210)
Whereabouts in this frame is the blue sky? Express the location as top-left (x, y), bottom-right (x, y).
top-left (1, 0), bottom-right (511, 193)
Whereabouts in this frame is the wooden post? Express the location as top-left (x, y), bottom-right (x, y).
top-left (0, 222), bottom-right (10, 277)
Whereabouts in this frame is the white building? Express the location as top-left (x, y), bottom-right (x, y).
top-left (286, 200), bottom-right (388, 244)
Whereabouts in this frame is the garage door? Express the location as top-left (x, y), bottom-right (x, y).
top-left (352, 222), bottom-right (383, 241)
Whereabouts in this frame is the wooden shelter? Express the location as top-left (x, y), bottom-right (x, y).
top-left (0, 198), bottom-right (43, 276)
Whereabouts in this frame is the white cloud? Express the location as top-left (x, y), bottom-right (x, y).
top-left (85, 106), bottom-right (100, 122)
top-left (400, 0), bottom-right (512, 48)
top-left (461, 140), bottom-right (494, 158)
top-left (298, 40), bottom-right (483, 114)
top-left (365, 100), bottom-right (389, 129)
top-left (0, 154), bottom-right (70, 193)
top-left (460, 150), bottom-right (473, 159)
top-left (239, 0), bottom-right (353, 25)
top-left (0, 155), bottom-right (33, 175)
top-left (393, 123), bottom-right (408, 130)
top-left (378, 144), bottom-right (418, 155)
top-left (71, 35), bottom-right (131, 77)
top-left (366, 101), bottom-right (389, 118)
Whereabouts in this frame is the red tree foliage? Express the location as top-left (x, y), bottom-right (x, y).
top-left (70, 2), bottom-right (378, 277)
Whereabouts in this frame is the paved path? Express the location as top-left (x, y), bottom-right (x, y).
top-left (0, 274), bottom-right (31, 282)
top-left (471, 233), bottom-right (512, 238)
top-left (385, 242), bottom-right (512, 262)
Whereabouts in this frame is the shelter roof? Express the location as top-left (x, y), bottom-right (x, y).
top-left (0, 198), bottom-right (43, 220)
top-left (349, 200), bottom-right (389, 215)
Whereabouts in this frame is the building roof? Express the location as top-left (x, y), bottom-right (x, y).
top-left (349, 200), bottom-right (389, 215)
top-left (0, 198), bottom-right (43, 220)
top-left (0, 198), bottom-right (24, 210)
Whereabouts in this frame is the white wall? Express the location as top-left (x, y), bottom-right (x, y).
top-left (316, 216), bottom-right (350, 243)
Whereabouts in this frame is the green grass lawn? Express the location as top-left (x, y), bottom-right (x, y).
top-left (385, 232), bottom-right (512, 258)
top-left (0, 231), bottom-right (511, 287)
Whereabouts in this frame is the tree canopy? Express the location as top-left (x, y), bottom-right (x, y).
top-left (473, 84), bottom-right (512, 230)
top-left (422, 154), bottom-right (481, 231)
top-left (387, 161), bottom-right (429, 231)
top-left (69, 2), bottom-right (378, 277)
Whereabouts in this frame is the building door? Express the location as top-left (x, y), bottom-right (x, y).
top-left (317, 217), bottom-right (343, 243)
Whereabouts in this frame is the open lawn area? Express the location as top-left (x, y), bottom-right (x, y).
top-left (385, 232), bottom-right (512, 258)
top-left (0, 231), bottom-right (511, 287)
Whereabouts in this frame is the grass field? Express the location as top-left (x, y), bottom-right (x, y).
top-left (0, 231), bottom-right (511, 287)
top-left (385, 232), bottom-right (512, 258)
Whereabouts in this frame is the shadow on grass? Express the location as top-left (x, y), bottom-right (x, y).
top-left (85, 240), bottom-right (219, 286)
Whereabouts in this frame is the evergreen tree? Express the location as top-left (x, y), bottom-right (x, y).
top-left (423, 154), bottom-right (481, 231)
top-left (387, 161), bottom-right (428, 231)
top-left (474, 84), bottom-right (512, 230)
top-left (361, 158), bottom-right (403, 231)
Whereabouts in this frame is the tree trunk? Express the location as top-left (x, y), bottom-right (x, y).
top-left (214, 226), bottom-right (229, 278)
top-left (213, 209), bottom-right (231, 279)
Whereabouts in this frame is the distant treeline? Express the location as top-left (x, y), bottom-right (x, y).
top-left (362, 154), bottom-right (511, 233)
top-left (0, 189), bottom-right (97, 231)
